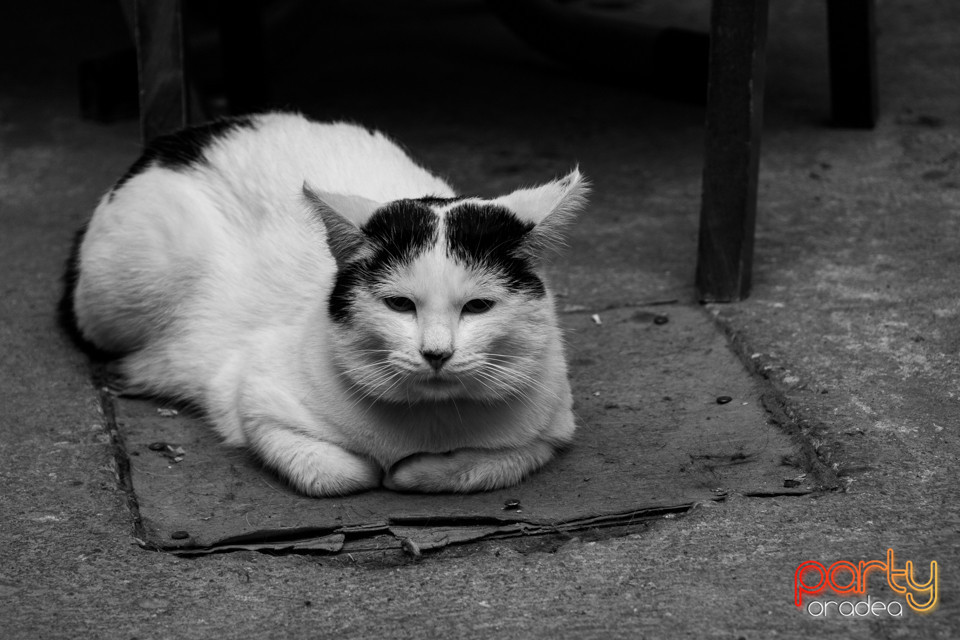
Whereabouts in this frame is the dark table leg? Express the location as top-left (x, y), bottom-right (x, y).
top-left (827, 0), bottom-right (878, 128)
top-left (695, 0), bottom-right (770, 303)
top-left (217, 0), bottom-right (267, 115)
top-left (135, 0), bottom-right (188, 143)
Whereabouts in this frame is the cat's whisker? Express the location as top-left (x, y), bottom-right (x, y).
top-left (470, 372), bottom-right (510, 403)
top-left (480, 355), bottom-right (548, 383)
top-left (449, 392), bottom-right (464, 425)
top-left (481, 360), bottom-right (551, 393)
top-left (351, 349), bottom-right (396, 357)
top-left (352, 368), bottom-right (399, 396)
top-left (340, 365), bottom-right (390, 383)
top-left (342, 367), bottom-right (386, 392)
top-left (340, 362), bottom-right (402, 412)
top-left (483, 377), bottom-right (537, 412)
top-left (371, 373), bottom-right (406, 406)
top-left (346, 370), bottom-right (406, 419)
top-left (472, 369), bottom-right (533, 405)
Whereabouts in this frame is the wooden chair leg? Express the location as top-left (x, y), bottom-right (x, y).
top-left (695, 0), bottom-right (770, 303)
top-left (827, 0), bottom-right (878, 128)
top-left (134, 0), bottom-right (189, 143)
top-left (217, 0), bottom-right (267, 115)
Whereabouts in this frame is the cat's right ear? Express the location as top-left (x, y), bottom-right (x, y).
top-left (499, 168), bottom-right (590, 263)
top-left (303, 183), bottom-right (378, 268)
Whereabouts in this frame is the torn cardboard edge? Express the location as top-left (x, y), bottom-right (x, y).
top-left (139, 503), bottom-right (719, 556)
top-left (139, 488), bottom-right (812, 556)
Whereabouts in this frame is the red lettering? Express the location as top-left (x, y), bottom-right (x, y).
top-left (795, 561), bottom-right (827, 607)
top-left (827, 561), bottom-right (859, 596)
top-left (858, 559), bottom-right (887, 594)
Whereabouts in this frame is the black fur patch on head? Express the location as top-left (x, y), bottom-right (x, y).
top-left (328, 200), bottom-right (439, 322)
top-left (445, 203), bottom-right (545, 296)
top-left (360, 200), bottom-right (440, 254)
top-left (110, 116), bottom-right (257, 196)
top-left (415, 195), bottom-right (464, 206)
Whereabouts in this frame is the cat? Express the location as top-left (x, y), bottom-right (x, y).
top-left (69, 111), bottom-right (588, 496)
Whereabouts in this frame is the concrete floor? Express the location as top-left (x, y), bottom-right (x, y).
top-left (1, 0), bottom-right (958, 637)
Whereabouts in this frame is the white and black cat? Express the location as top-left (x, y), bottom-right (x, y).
top-left (69, 112), bottom-right (588, 496)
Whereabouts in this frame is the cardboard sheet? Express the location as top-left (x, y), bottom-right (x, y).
top-left (110, 305), bottom-right (808, 554)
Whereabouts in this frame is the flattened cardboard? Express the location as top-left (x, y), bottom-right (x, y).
top-left (112, 305), bottom-right (807, 553)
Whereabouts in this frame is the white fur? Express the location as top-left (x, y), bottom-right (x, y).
top-left (74, 112), bottom-right (588, 496)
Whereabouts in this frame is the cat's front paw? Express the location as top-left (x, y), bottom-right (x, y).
top-left (383, 452), bottom-right (480, 492)
top-left (384, 442), bottom-right (556, 493)
top-left (281, 444), bottom-right (382, 497)
top-left (249, 430), bottom-right (382, 497)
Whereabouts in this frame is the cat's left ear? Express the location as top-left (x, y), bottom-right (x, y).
top-left (496, 168), bottom-right (590, 262)
top-left (303, 183), bottom-right (380, 267)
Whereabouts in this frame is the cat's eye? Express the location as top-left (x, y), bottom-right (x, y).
top-left (384, 296), bottom-right (416, 313)
top-left (463, 299), bottom-right (496, 314)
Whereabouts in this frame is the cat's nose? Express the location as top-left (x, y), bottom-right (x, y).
top-left (421, 349), bottom-right (453, 371)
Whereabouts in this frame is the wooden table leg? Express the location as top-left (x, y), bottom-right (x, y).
top-left (134, 0), bottom-right (188, 143)
top-left (217, 0), bottom-right (267, 115)
top-left (827, 0), bottom-right (878, 128)
top-left (695, 0), bottom-right (770, 303)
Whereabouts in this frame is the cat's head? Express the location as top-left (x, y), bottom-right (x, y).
top-left (304, 169), bottom-right (588, 404)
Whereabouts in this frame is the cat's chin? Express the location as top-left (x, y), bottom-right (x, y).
top-left (409, 377), bottom-right (525, 404)
top-left (410, 376), bottom-right (469, 401)
top-left (363, 374), bottom-right (495, 404)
